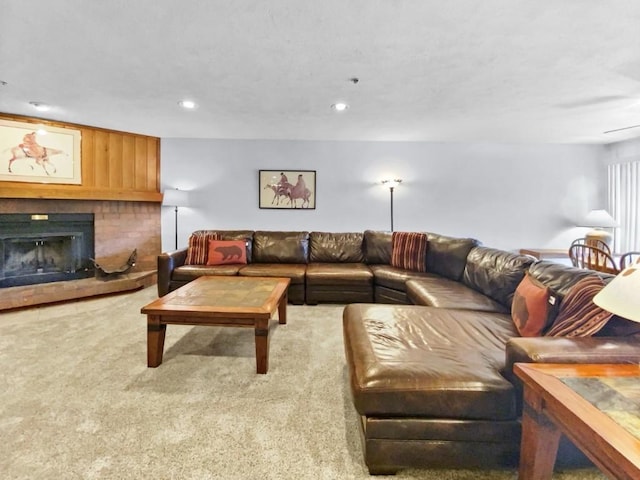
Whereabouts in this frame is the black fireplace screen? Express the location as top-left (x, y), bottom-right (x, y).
top-left (0, 214), bottom-right (94, 288)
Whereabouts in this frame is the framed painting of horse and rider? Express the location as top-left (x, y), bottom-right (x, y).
top-left (0, 118), bottom-right (82, 185)
top-left (259, 170), bottom-right (316, 209)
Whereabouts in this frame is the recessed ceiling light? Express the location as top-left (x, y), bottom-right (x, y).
top-left (178, 100), bottom-right (197, 110)
top-left (29, 102), bottom-right (50, 112)
top-left (331, 102), bottom-right (348, 112)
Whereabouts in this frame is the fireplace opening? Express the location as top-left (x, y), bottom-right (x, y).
top-left (0, 214), bottom-right (94, 288)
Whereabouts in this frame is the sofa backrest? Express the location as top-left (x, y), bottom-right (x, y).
top-left (252, 231), bottom-right (309, 263)
top-left (309, 232), bottom-right (364, 263)
top-left (425, 233), bottom-right (480, 281)
top-left (213, 230), bottom-right (255, 262)
top-left (363, 230), bottom-right (392, 264)
top-left (462, 246), bottom-right (535, 307)
top-left (527, 260), bottom-right (612, 297)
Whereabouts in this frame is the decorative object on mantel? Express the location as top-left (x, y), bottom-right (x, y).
top-left (577, 209), bottom-right (618, 249)
top-left (91, 249), bottom-right (137, 280)
top-left (381, 178), bottom-right (402, 232)
top-left (162, 188), bottom-right (190, 250)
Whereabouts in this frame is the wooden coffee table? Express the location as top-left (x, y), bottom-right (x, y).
top-left (515, 363), bottom-right (640, 480)
top-left (140, 276), bottom-right (290, 374)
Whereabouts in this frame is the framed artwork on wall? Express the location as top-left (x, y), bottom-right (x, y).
top-left (259, 170), bottom-right (316, 209)
top-left (0, 118), bottom-right (82, 184)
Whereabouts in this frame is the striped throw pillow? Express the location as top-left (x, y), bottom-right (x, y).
top-left (545, 276), bottom-right (613, 337)
top-left (185, 232), bottom-right (218, 265)
top-left (390, 232), bottom-right (428, 272)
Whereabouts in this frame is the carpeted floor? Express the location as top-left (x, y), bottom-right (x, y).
top-left (0, 286), bottom-right (606, 479)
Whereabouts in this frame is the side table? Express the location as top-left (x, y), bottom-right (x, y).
top-left (515, 363), bottom-right (640, 480)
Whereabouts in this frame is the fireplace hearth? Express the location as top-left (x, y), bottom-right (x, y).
top-left (0, 213), bottom-right (95, 288)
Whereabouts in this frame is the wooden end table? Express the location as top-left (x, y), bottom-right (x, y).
top-left (140, 276), bottom-right (290, 374)
top-left (515, 363), bottom-right (640, 480)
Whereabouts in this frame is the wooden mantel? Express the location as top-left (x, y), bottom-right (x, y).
top-left (0, 113), bottom-right (162, 202)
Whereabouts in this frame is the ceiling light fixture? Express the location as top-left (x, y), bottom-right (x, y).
top-left (178, 100), bottom-right (197, 110)
top-left (331, 102), bottom-right (348, 112)
top-left (29, 102), bottom-right (50, 112)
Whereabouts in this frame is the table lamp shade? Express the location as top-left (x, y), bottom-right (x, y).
top-left (578, 209), bottom-right (618, 228)
top-left (578, 209), bottom-right (618, 249)
top-left (162, 189), bottom-right (190, 207)
top-left (593, 265), bottom-right (640, 323)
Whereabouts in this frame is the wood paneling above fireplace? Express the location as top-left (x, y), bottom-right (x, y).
top-left (0, 113), bottom-right (162, 202)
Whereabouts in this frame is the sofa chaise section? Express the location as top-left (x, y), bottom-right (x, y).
top-left (343, 303), bottom-right (521, 473)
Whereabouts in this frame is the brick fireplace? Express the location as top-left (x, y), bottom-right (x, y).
top-left (2, 198), bottom-right (160, 269)
top-left (0, 213), bottom-right (95, 287)
top-left (0, 198), bottom-right (160, 308)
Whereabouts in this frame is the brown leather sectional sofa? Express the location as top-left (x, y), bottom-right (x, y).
top-left (157, 229), bottom-right (640, 474)
top-left (157, 229), bottom-right (478, 305)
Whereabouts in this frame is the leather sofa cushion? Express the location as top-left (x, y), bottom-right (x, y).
top-left (239, 263), bottom-right (306, 284)
top-left (425, 233), bottom-right (480, 281)
top-left (172, 264), bottom-right (241, 281)
top-left (309, 232), bottom-right (364, 263)
top-left (370, 265), bottom-right (437, 292)
top-left (406, 277), bottom-right (509, 313)
top-left (306, 263), bottom-right (373, 285)
top-left (252, 231), bottom-right (309, 263)
top-left (343, 304), bottom-right (517, 420)
top-left (363, 230), bottom-right (392, 265)
top-left (462, 246), bottom-right (535, 307)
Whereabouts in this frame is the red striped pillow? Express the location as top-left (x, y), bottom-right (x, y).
top-left (545, 276), bottom-right (613, 337)
top-left (390, 232), bottom-right (428, 272)
top-left (185, 232), bottom-right (218, 265)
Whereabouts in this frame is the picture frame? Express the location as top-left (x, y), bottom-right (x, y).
top-left (0, 118), bottom-right (82, 185)
top-left (259, 170), bottom-right (316, 209)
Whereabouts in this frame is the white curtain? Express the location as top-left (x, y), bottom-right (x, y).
top-left (608, 161), bottom-right (640, 252)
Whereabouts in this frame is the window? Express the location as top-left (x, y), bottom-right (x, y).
top-left (608, 161), bottom-right (640, 252)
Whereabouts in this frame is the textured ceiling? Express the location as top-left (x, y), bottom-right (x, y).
top-left (1, 0), bottom-right (640, 143)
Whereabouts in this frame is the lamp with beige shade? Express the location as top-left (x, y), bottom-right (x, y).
top-left (578, 209), bottom-right (619, 250)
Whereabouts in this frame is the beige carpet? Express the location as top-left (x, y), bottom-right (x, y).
top-left (0, 286), bottom-right (605, 480)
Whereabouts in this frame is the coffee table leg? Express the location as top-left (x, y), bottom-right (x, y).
top-left (147, 315), bottom-right (166, 368)
top-left (278, 292), bottom-right (288, 325)
top-left (518, 391), bottom-right (561, 480)
top-left (255, 318), bottom-right (269, 374)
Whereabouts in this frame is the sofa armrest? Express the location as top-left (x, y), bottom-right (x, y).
top-left (505, 336), bottom-right (640, 371)
top-left (504, 336), bottom-right (640, 414)
top-left (157, 248), bottom-right (188, 297)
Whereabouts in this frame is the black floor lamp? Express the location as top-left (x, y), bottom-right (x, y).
top-left (162, 188), bottom-right (190, 250)
top-left (381, 179), bottom-right (402, 232)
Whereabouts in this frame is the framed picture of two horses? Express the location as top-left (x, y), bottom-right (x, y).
top-left (0, 118), bottom-right (82, 185)
top-left (259, 169), bottom-right (316, 209)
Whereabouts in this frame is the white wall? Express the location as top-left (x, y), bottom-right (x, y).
top-left (160, 139), bottom-right (606, 252)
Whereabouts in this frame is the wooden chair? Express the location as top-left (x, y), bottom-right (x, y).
top-left (619, 251), bottom-right (640, 270)
top-left (568, 244), bottom-right (620, 275)
top-left (570, 237), bottom-right (612, 255)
